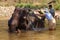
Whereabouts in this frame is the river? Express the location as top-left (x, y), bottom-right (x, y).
top-left (0, 20), bottom-right (60, 40)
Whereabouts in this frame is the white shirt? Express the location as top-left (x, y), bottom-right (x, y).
top-left (44, 8), bottom-right (54, 20)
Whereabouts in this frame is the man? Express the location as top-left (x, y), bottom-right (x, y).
top-left (37, 8), bottom-right (56, 30)
top-left (32, 9), bottom-right (45, 31)
top-left (49, 4), bottom-right (55, 17)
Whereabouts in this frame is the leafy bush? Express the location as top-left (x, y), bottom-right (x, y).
top-left (15, 3), bottom-right (44, 9)
top-left (16, 3), bottom-right (26, 8)
top-left (16, 3), bottom-right (60, 10)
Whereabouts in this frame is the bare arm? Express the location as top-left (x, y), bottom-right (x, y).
top-left (35, 14), bottom-right (45, 16)
top-left (33, 10), bottom-right (45, 16)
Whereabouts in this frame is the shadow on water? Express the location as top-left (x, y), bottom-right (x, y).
top-left (0, 20), bottom-right (60, 40)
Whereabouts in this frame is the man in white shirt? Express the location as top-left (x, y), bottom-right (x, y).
top-left (36, 8), bottom-right (56, 30)
top-left (49, 5), bottom-right (55, 17)
top-left (44, 8), bottom-right (56, 30)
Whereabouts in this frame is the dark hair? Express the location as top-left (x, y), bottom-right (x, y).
top-left (49, 5), bottom-right (52, 8)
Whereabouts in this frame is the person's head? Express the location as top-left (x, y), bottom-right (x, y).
top-left (49, 4), bottom-right (52, 9)
top-left (43, 8), bottom-right (49, 13)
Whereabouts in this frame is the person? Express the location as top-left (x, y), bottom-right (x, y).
top-left (32, 9), bottom-right (45, 31)
top-left (37, 8), bottom-right (56, 30)
top-left (49, 4), bottom-right (55, 17)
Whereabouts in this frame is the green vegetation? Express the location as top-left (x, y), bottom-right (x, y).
top-left (54, 0), bottom-right (60, 10)
top-left (0, 0), bottom-right (60, 10)
top-left (54, 4), bottom-right (60, 10)
top-left (15, 3), bottom-right (47, 9)
top-left (15, 0), bottom-right (60, 10)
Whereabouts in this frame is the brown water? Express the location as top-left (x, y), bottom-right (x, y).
top-left (0, 20), bottom-right (60, 40)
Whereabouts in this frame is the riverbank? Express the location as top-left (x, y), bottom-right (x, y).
top-left (0, 6), bottom-right (60, 20)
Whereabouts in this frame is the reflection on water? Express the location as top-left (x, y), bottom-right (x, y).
top-left (0, 20), bottom-right (60, 40)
